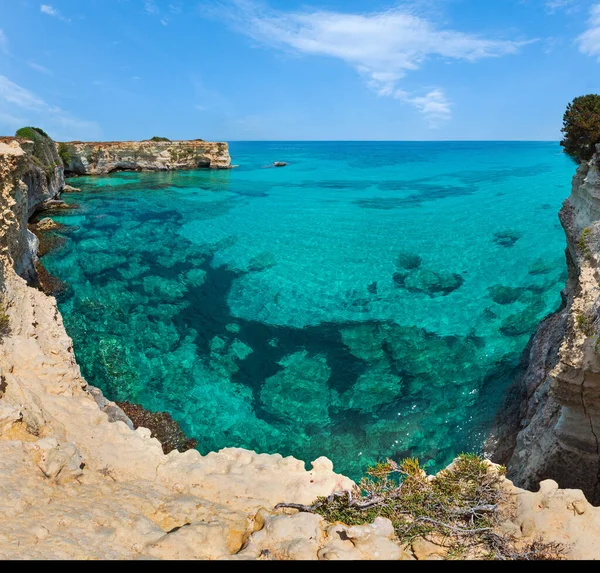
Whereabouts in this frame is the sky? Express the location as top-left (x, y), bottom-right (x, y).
top-left (1, 0), bottom-right (600, 141)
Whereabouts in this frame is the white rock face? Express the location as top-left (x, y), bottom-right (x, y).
top-left (64, 140), bottom-right (231, 174)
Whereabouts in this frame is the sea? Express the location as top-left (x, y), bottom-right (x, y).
top-left (43, 141), bottom-right (575, 480)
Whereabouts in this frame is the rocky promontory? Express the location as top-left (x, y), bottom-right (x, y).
top-left (61, 139), bottom-right (231, 175)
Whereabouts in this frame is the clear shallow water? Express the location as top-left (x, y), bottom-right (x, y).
top-left (44, 141), bottom-right (573, 480)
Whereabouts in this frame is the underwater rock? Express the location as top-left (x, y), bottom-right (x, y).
top-left (403, 269), bottom-right (464, 297)
top-left (115, 401), bottom-right (198, 454)
top-left (499, 305), bottom-right (542, 337)
top-left (260, 351), bottom-right (334, 428)
top-left (367, 282), bottom-right (378, 295)
top-left (528, 258), bottom-right (556, 276)
top-left (395, 252), bottom-right (422, 270)
top-left (248, 252), bottom-right (277, 272)
top-left (493, 230), bottom-right (523, 248)
top-left (488, 285), bottom-right (525, 305)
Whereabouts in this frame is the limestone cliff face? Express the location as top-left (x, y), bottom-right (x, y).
top-left (63, 140), bottom-right (231, 174)
top-left (491, 145), bottom-right (600, 505)
top-left (0, 137), bottom-right (63, 284)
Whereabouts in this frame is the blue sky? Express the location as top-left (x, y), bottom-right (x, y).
top-left (1, 0), bottom-right (600, 140)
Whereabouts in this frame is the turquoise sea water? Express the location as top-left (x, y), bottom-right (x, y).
top-left (44, 141), bottom-right (574, 480)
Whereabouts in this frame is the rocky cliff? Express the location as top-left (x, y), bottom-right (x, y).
top-left (62, 140), bottom-right (231, 175)
top-left (490, 144), bottom-right (600, 506)
top-left (3, 136), bottom-right (600, 559)
top-left (0, 136), bottom-right (63, 284)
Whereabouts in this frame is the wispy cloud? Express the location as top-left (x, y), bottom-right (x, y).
top-left (27, 61), bottom-right (53, 76)
top-left (144, 1), bottom-right (159, 15)
top-left (208, 1), bottom-right (531, 126)
top-left (545, 0), bottom-right (585, 14)
top-left (394, 89), bottom-right (451, 128)
top-left (0, 75), bottom-right (101, 140)
top-left (577, 3), bottom-right (600, 59)
top-left (145, 0), bottom-right (170, 24)
top-left (40, 4), bottom-right (71, 22)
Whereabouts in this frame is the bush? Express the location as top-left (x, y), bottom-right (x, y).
top-left (16, 126), bottom-right (46, 141)
top-left (275, 454), bottom-right (567, 560)
top-left (561, 94), bottom-right (600, 162)
top-left (58, 142), bottom-right (71, 167)
top-left (149, 136), bottom-right (171, 142)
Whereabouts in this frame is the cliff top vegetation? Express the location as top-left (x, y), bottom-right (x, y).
top-left (561, 94), bottom-right (600, 163)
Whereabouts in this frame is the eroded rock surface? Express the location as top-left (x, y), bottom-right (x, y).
top-left (63, 140), bottom-right (231, 174)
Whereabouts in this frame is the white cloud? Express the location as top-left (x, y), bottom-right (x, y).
top-left (394, 89), bottom-right (451, 128)
top-left (40, 4), bottom-right (58, 16)
top-left (27, 61), bottom-right (53, 76)
top-left (0, 75), bottom-right (101, 140)
top-left (160, 18), bottom-right (168, 26)
top-left (577, 4), bottom-right (600, 59)
top-left (40, 4), bottom-right (71, 22)
top-left (144, 1), bottom-right (158, 15)
top-left (211, 1), bottom-right (531, 125)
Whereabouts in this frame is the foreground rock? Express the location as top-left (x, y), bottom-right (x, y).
top-left (62, 140), bottom-right (231, 174)
top-left (490, 143), bottom-right (600, 506)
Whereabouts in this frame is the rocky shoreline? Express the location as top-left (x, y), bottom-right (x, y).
top-left (3, 133), bottom-right (600, 558)
top-left (490, 144), bottom-right (600, 506)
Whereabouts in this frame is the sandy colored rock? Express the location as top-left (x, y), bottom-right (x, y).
top-left (63, 140), bottom-right (231, 174)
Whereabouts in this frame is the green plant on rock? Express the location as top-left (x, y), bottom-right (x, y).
top-left (149, 136), bottom-right (171, 142)
top-left (561, 94), bottom-right (600, 163)
top-left (578, 227), bottom-right (593, 261)
top-left (0, 297), bottom-right (10, 338)
top-left (576, 311), bottom-right (596, 337)
top-left (275, 454), bottom-right (566, 560)
top-left (58, 142), bottom-right (71, 167)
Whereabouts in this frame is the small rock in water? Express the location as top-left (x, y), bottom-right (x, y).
top-left (493, 229), bottom-right (522, 248)
top-left (273, 161), bottom-right (287, 167)
top-left (62, 184), bottom-right (82, 193)
top-left (36, 217), bottom-right (59, 231)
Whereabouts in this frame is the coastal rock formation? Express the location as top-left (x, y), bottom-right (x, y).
top-left (4, 135), bottom-right (600, 559)
top-left (490, 144), bottom-right (600, 506)
top-left (0, 136), bottom-right (63, 283)
top-left (62, 140), bottom-right (231, 174)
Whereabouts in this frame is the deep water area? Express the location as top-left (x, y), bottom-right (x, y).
top-left (43, 141), bottom-right (573, 480)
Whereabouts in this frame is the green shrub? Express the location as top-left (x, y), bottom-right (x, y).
top-left (149, 136), bottom-right (171, 142)
top-left (0, 297), bottom-right (10, 338)
top-left (275, 454), bottom-right (567, 560)
top-left (58, 142), bottom-right (71, 167)
top-left (578, 227), bottom-right (593, 260)
top-left (561, 95), bottom-right (600, 163)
